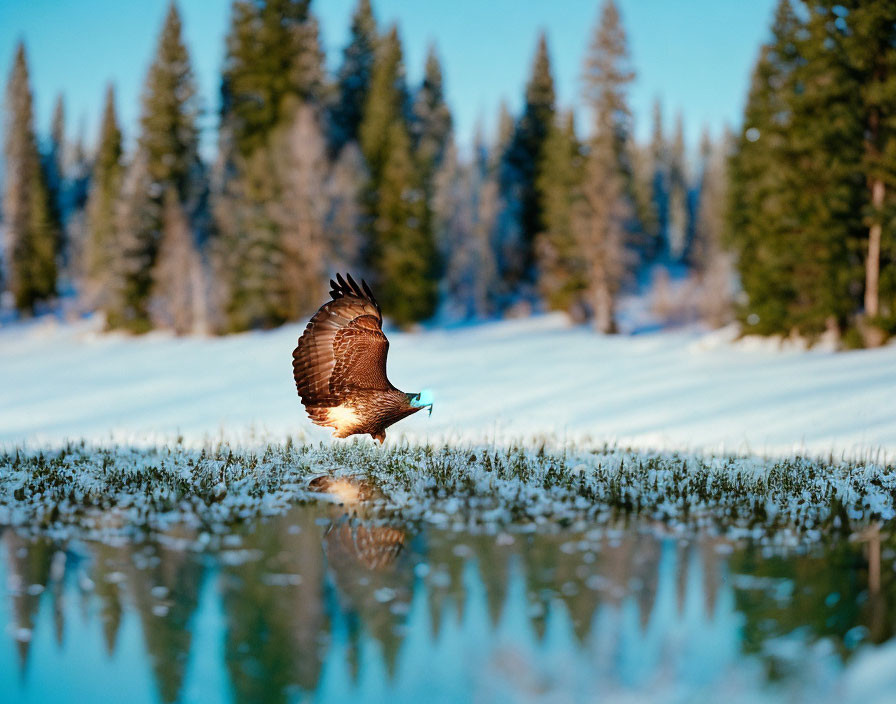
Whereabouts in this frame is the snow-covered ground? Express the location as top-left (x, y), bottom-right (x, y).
top-left (0, 314), bottom-right (893, 458)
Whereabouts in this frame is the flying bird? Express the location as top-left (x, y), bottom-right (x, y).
top-left (292, 273), bottom-right (432, 443)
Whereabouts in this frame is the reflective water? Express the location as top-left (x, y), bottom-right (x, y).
top-left (1, 486), bottom-right (894, 703)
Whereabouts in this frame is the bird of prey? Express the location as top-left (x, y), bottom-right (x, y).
top-left (292, 273), bottom-right (432, 443)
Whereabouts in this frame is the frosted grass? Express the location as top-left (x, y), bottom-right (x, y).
top-left (1, 441), bottom-right (893, 542)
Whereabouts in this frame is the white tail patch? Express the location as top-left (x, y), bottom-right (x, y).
top-left (325, 405), bottom-right (361, 436)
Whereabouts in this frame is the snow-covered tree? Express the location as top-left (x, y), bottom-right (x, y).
top-left (150, 188), bottom-right (205, 334)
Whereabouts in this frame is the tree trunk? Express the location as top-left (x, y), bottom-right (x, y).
top-left (865, 178), bottom-right (884, 318)
top-left (591, 279), bottom-right (616, 334)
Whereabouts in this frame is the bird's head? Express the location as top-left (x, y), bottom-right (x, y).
top-left (406, 390), bottom-right (434, 416)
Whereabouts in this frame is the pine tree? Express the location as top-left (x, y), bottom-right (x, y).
top-left (108, 149), bottom-right (155, 331)
top-left (667, 113), bottom-right (689, 261)
top-left (630, 141), bottom-right (657, 264)
top-left (150, 188), bottom-right (204, 334)
top-left (693, 127), bottom-right (733, 327)
top-left (645, 98), bottom-right (667, 259)
top-left (433, 139), bottom-right (468, 314)
top-left (495, 99), bottom-right (515, 158)
top-left (411, 44), bottom-right (452, 301)
top-left (46, 95), bottom-right (66, 237)
top-left (220, 0), bottom-right (321, 159)
top-left (438, 136), bottom-right (500, 319)
top-left (84, 85), bottom-right (123, 310)
top-left (536, 112), bottom-right (586, 315)
top-left (502, 32), bottom-right (556, 287)
top-left (468, 144), bottom-right (502, 317)
top-left (358, 25), bottom-right (437, 324)
top-left (3, 42), bottom-right (58, 313)
top-left (330, 0), bottom-right (378, 155)
top-left (49, 95), bottom-right (66, 179)
top-left (214, 2), bottom-right (326, 331)
top-left (411, 45), bottom-right (452, 171)
top-left (727, 0), bottom-right (803, 335)
top-left (270, 103), bottom-right (328, 320)
top-left (109, 1), bottom-right (201, 331)
top-left (847, 3), bottom-right (896, 340)
top-left (359, 25), bottom-right (411, 181)
top-left (576, 0), bottom-right (636, 332)
top-left (787, 0), bottom-right (865, 337)
top-left (493, 100), bottom-right (522, 303)
top-left (64, 122), bottom-right (92, 280)
top-left (139, 2), bottom-right (200, 201)
top-left (324, 142), bottom-right (367, 275)
top-left (212, 144), bottom-right (283, 331)
top-left (373, 121), bottom-right (437, 325)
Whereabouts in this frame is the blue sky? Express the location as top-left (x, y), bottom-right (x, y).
top-left (0, 0), bottom-right (777, 158)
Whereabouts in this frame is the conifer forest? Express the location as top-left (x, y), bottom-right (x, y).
top-left (4, 3), bottom-right (896, 703)
top-left (3, 0), bottom-right (894, 347)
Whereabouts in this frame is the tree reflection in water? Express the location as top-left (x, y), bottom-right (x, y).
top-left (0, 489), bottom-right (894, 703)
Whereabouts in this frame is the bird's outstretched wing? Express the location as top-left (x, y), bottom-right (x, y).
top-left (292, 274), bottom-right (391, 423)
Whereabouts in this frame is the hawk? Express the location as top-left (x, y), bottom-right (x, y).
top-left (292, 273), bottom-right (431, 443)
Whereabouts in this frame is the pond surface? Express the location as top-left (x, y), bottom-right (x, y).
top-left (1, 485), bottom-right (895, 703)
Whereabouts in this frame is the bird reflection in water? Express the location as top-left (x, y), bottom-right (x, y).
top-left (308, 474), bottom-right (407, 572)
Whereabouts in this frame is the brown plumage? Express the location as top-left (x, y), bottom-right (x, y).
top-left (292, 273), bottom-right (429, 443)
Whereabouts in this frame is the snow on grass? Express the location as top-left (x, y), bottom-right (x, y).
top-left (1, 313), bottom-right (894, 459)
top-left (1, 441), bottom-right (893, 542)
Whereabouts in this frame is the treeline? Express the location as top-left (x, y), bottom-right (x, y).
top-left (1, 0), bottom-right (726, 336)
top-left (3, 0), bottom-right (893, 345)
top-left (728, 0), bottom-right (896, 346)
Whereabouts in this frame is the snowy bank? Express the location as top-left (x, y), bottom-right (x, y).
top-left (0, 314), bottom-right (894, 459)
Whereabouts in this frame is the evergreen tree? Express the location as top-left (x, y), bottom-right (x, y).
top-left (847, 3), bottom-right (896, 339)
top-left (3, 42), bottom-right (58, 313)
top-left (495, 99), bottom-right (516, 158)
top-left (787, 0), bottom-right (865, 337)
top-left (493, 99), bottom-right (522, 302)
top-left (108, 149), bottom-right (156, 331)
top-left (411, 44), bottom-right (452, 301)
top-left (139, 2), bottom-right (200, 201)
top-left (630, 140), bottom-right (657, 264)
top-left (49, 95), bottom-right (66, 178)
top-left (536, 112), bottom-right (586, 315)
top-left (502, 32), bottom-right (556, 287)
top-left (575, 0), bottom-right (636, 332)
top-left (727, 0), bottom-right (803, 335)
top-left (330, 0), bottom-right (378, 155)
top-left (359, 26), bottom-right (411, 181)
top-left (46, 96), bottom-right (66, 220)
top-left (214, 1), bottom-right (326, 332)
top-left (667, 113), bottom-right (689, 260)
top-left (358, 25), bottom-right (437, 324)
top-left (149, 188), bottom-right (205, 334)
top-left (411, 45), bottom-right (453, 171)
top-left (437, 136), bottom-right (500, 319)
top-left (324, 142), bottom-right (367, 275)
top-left (271, 103), bottom-right (328, 320)
top-left (646, 98), bottom-right (667, 259)
top-left (64, 121), bottom-right (92, 281)
top-left (373, 122), bottom-right (437, 325)
top-left (110, 1), bottom-right (201, 331)
top-left (84, 85), bottom-right (123, 310)
top-left (693, 127), bottom-right (733, 327)
top-left (220, 0), bottom-right (321, 159)
top-left (727, 0), bottom-right (880, 342)
top-left (212, 144), bottom-right (284, 331)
